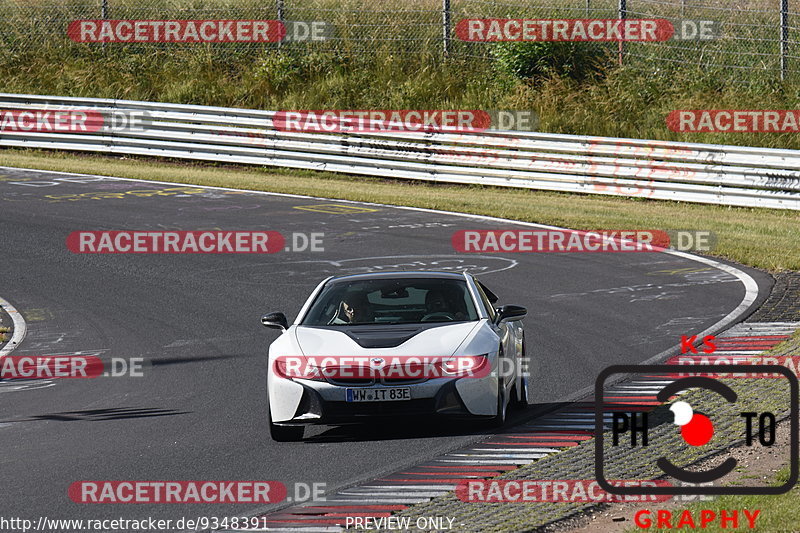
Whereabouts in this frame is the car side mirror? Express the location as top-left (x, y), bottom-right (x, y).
top-left (261, 312), bottom-right (289, 330)
top-left (495, 305), bottom-right (527, 323)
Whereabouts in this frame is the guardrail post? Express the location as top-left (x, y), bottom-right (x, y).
top-left (101, 0), bottom-right (108, 52)
top-left (781, 0), bottom-right (789, 81)
top-left (442, 0), bottom-right (451, 57)
top-left (618, 0), bottom-right (627, 66)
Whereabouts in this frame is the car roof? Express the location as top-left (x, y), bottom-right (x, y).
top-left (326, 271), bottom-right (468, 284)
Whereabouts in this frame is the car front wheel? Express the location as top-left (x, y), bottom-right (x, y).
top-left (490, 380), bottom-right (507, 427)
top-left (512, 336), bottom-right (529, 408)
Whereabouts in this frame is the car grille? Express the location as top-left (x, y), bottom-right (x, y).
top-left (327, 377), bottom-right (375, 386)
top-left (324, 398), bottom-right (436, 417)
top-left (380, 376), bottom-right (428, 385)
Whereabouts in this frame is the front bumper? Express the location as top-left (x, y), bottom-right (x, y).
top-left (268, 374), bottom-right (498, 425)
top-left (293, 380), bottom-right (476, 425)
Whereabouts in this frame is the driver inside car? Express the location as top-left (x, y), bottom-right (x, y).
top-left (329, 293), bottom-right (373, 324)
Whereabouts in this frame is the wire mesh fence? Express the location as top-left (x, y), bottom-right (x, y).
top-left (1, 0), bottom-right (798, 80)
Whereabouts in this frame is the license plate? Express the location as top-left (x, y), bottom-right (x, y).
top-left (346, 387), bottom-right (411, 402)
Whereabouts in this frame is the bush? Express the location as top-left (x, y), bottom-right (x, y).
top-left (491, 41), bottom-right (611, 82)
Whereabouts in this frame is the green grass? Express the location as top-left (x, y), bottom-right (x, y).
top-left (631, 467), bottom-right (799, 532)
top-left (0, 0), bottom-right (797, 148)
top-left (4, 43), bottom-right (800, 149)
top-left (2, 148), bottom-right (798, 271)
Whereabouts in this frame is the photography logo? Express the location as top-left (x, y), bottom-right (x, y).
top-left (595, 365), bottom-right (798, 496)
top-left (669, 400), bottom-right (713, 446)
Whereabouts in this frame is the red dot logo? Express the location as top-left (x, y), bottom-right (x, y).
top-left (670, 401), bottom-right (714, 446)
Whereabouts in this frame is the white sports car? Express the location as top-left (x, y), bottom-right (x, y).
top-left (262, 271), bottom-right (528, 441)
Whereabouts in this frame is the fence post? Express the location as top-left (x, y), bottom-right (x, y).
top-left (442, 0), bottom-right (451, 57)
top-left (101, 0), bottom-right (108, 52)
top-left (586, 0), bottom-right (590, 17)
top-left (618, 0), bottom-right (627, 66)
top-left (277, 0), bottom-right (285, 49)
top-left (781, 0), bottom-right (789, 80)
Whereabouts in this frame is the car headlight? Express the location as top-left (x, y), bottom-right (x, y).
top-left (273, 358), bottom-right (326, 381)
top-left (439, 354), bottom-right (489, 378)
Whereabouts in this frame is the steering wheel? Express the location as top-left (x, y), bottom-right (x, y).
top-left (421, 312), bottom-right (455, 322)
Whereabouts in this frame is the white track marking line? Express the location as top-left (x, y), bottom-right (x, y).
top-left (320, 497), bottom-right (432, 503)
top-left (433, 458), bottom-right (538, 465)
top-left (340, 490), bottom-right (447, 496)
top-left (446, 453), bottom-right (549, 460)
top-left (700, 351), bottom-right (765, 355)
top-left (470, 447), bottom-right (561, 453)
top-left (342, 487), bottom-right (449, 494)
top-left (542, 412), bottom-right (613, 417)
top-left (521, 423), bottom-right (600, 430)
top-left (347, 485), bottom-right (452, 489)
top-left (248, 520), bottom-right (344, 533)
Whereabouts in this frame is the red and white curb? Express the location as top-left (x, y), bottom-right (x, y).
top-left (231, 322), bottom-right (799, 532)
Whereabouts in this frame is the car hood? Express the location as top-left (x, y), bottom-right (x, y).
top-left (293, 321), bottom-right (481, 356)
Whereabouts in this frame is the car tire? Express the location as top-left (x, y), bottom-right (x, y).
top-left (512, 336), bottom-right (530, 408)
top-left (512, 378), bottom-right (529, 408)
top-left (490, 380), bottom-right (507, 428)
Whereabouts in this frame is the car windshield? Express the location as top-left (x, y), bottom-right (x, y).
top-left (301, 278), bottom-right (480, 326)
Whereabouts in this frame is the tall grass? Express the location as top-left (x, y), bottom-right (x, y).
top-left (2, 0), bottom-right (800, 148)
top-left (4, 43), bottom-right (800, 149)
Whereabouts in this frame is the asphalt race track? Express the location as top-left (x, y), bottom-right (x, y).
top-left (0, 166), bottom-right (771, 524)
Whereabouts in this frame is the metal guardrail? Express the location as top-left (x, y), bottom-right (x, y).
top-left (1, 92), bottom-right (800, 210)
